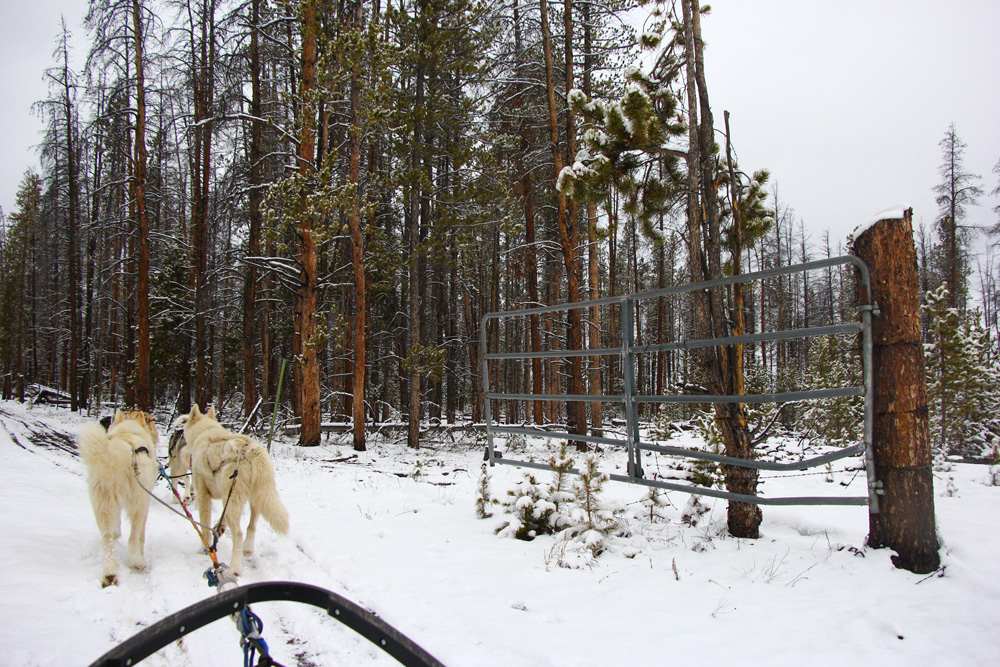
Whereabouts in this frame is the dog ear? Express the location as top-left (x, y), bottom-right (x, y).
top-left (207, 405), bottom-right (217, 420)
top-left (144, 414), bottom-right (160, 443)
top-left (112, 409), bottom-right (125, 425)
top-left (189, 404), bottom-right (202, 423)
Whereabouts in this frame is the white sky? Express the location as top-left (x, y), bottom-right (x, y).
top-left (2, 1), bottom-right (998, 251)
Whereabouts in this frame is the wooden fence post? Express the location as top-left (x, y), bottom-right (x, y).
top-left (852, 207), bottom-right (940, 574)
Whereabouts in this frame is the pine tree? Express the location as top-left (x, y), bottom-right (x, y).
top-left (800, 332), bottom-right (862, 447)
top-left (639, 486), bottom-right (670, 523)
top-left (547, 442), bottom-right (575, 530)
top-left (932, 123), bottom-right (983, 315)
top-left (0, 172), bottom-right (42, 400)
top-left (569, 453), bottom-right (614, 554)
top-left (923, 284), bottom-right (1000, 463)
top-left (497, 471), bottom-right (554, 541)
top-left (475, 463), bottom-right (494, 519)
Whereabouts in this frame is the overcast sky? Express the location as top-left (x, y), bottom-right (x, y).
top-left (2, 1), bottom-right (998, 251)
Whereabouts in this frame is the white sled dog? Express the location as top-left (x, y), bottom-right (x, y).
top-left (166, 427), bottom-right (194, 504)
top-left (174, 404), bottom-right (289, 575)
top-left (78, 410), bottom-right (160, 588)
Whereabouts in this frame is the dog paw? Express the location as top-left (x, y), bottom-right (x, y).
top-left (102, 574), bottom-right (119, 588)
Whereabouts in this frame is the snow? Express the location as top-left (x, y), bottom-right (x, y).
top-left (2, 400), bottom-right (999, 666)
top-left (852, 202), bottom-right (914, 239)
top-left (566, 88), bottom-right (588, 108)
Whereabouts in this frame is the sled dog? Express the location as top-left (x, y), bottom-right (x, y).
top-left (174, 404), bottom-right (289, 575)
top-left (78, 410), bottom-right (160, 587)
top-left (166, 427), bottom-right (194, 504)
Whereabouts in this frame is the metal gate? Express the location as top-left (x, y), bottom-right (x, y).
top-left (480, 256), bottom-right (880, 513)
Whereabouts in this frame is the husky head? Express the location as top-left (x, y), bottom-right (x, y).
top-left (175, 404), bottom-right (220, 446)
top-left (109, 409), bottom-right (160, 444)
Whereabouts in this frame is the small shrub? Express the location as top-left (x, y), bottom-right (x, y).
top-left (475, 463), bottom-right (494, 519)
top-left (496, 471), bottom-right (553, 541)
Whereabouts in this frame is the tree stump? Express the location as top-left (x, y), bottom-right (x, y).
top-left (852, 208), bottom-right (940, 574)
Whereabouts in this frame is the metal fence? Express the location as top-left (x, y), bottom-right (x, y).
top-left (480, 256), bottom-right (881, 513)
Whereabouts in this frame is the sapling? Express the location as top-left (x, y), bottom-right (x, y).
top-left (570, 454), bottom-right (614, 554)
top-left (640, 485), bottom-right (670, 522)
top-left (496, 471), bottom-right (554, 540)
top-left (475, 463), bottom-right (494, 519)
top-left (547, 442), bottom-right (575, 531)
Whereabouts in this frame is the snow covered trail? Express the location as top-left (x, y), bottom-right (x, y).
top-left (0, 404), bottom-right (427, 666)
top-left (2, 401), bottom-right (1000, 666)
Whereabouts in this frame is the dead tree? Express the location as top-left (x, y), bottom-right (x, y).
top-left (853, 207), bottom-right (940, 574)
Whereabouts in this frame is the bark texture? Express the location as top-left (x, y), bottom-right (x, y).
top-left (853, 209), bottom-right (940, 574)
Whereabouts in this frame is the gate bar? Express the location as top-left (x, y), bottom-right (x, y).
top-left (480, 255), bottom-right (879, 512)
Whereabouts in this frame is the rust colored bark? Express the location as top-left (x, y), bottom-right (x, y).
top-left (296, 0), bottom-right (321, 447)
top-left (539, 0), bottom-right (586, 440)
top-left (853, 209), bottom-right (939, 574)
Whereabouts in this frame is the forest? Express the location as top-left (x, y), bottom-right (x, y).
top-left (2, 0), bottom-right (999, 497)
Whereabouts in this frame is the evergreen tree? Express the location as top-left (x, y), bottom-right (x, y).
top-left (0, 172), bottom-right (42, 400)
top-left (923, 284), bottom-right (1000, 463)
top-left (547, 442), bottom-right (575, 530)
top-left (568, 453), bottom-right (615, 554)
top-left (800, 332), bottom-right (862, 447)
top-left (497, 471), bottom-right (554, 541)
top-left (475, 463), bottom-right (494, 519)
top-left (932, 123), bottom-right (983, 315)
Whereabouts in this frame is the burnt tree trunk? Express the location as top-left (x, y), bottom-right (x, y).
top-left (853, 208), bottom-right (940, 574)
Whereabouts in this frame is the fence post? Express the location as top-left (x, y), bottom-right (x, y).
top-left (852, 207), bottom-right (940, 574)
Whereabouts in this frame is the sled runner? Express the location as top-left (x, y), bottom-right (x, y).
top-left (88, 581), bottom-right (444, 667)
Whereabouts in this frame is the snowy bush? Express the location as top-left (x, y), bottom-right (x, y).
top-left (687, 411), bottom-right (723, 489)
top-left (637, 486), bottom-right (671, 523)
top-left (496, 472), bottom-right (553, 541)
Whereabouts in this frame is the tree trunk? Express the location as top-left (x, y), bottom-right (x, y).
top-left (348, 0), bottom-right (367, 452)
top-left (407, 2), bottom-right (426, 449)
top-left (540, 0), bottom-right (586, 440)
top-left (190, 0), bottom-right (215, 410)
top-left (243, 0), bottom-right (262, 422)
top-left (513, 5), bottom-right (543, 426)
top-left (583, 7), bottom-right (602, 435)
top-left (682, 0), bottom-right (760, 538)
top-left (61, 31), bottom-right (81, 412)
top-left (297, 0), bottom-right (321, 447)
top-left (132, 0), bottom-right (151, 411)
top-left (852, 209), bottom-right (940, 574)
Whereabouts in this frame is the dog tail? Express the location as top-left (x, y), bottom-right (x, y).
top-left (79, 422), bottom-right (115, 467)
top-left (251, 451), bottom-right (290, 535)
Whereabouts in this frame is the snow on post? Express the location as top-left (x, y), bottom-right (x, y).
top-left (852, 206), bottom-right (940, 574)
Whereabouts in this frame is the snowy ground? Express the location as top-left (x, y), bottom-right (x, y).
top-left (0, 400), bottom-right (997, 666)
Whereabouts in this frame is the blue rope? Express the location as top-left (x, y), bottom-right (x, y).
top-left (238, 606), bottom-right (277, 667)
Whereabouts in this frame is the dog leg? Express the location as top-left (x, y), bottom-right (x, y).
top-left (101, 531), bottom-right (119, 587)
top-left (126, 494), bottom-right (150, 571)
top-left (243, 507), bottom-right (259, 556)
top-left (196, 479), bottom-right (213, 548)
top-left (226, 505), bottom-right (245, 576)
top-left (91, 490), bottom-right (120, 587)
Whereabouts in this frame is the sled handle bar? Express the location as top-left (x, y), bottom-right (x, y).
top-left (88, 581), bottom-right (446, 667)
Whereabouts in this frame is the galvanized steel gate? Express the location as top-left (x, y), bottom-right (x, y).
top-left (481, 256), bottom-right (881, 513)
